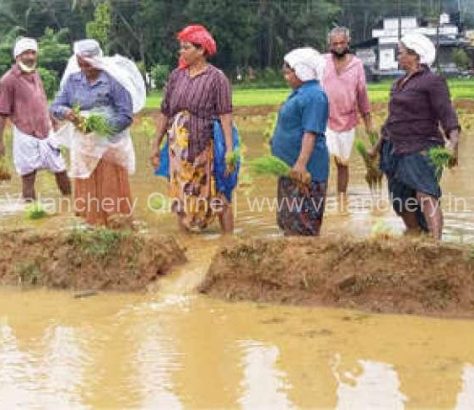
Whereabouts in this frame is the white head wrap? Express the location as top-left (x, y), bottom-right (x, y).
top-left (74, 39), bottom-right (103, 58)
top-left (13, 37), bottom-right (38, 58)
top-left (400, 33), bottom-right (436, 66)
top-left (60, 39), bottom-right (146, 114)
top-left (284, 47), bottom-right (325, 82)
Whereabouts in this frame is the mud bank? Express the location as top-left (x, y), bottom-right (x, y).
top-left (200, 236), bottom-right (474, 318)
top-left (0, 229), bottom-right (186, 291)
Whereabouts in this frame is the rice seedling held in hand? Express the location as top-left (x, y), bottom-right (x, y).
top-left (225, 147), bottom-right (241, 172)
top-left (428, 146), bottom-right (454, 180)
top-left (248, 155), bottom-right (291, 177)
top-left (0, 156), bottom-right (12, 181)
top-left (84, 114), bottom-right (116, 136)
top-left (368, 130), bottom-right (379, 146)
top-left (72, 104), bottom-right (116, 137)
top-left (354, 138), bottom-right (383, 192)
top-left (248, 155), bottom-right (311, 185)
top-left (72, 104), bottom-right (87, 133)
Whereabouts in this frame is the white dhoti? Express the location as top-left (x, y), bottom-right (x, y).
top-left (325, 127), bottom-right (356, 165)
top-left (12, 127), bottom-right (67, 176)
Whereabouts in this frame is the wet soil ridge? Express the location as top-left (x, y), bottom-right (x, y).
top-left (0, 229), bottom-right (186, 291)
top-left (200, 236), bottom-right (474, 318)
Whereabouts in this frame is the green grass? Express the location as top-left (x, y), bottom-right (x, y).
top-left (68, 227), bottom-right (131, 261)
top-left (16, 261), bottom-right (43, 285)
top-left (145, 88), bottom-right (291, 108)
top-left (145, 79), bottom-right (474, 109)
top-left (25, 202), bottom-right (47, 220)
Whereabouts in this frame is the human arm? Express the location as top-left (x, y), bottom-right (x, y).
top-left (0, 78), bottom-right (13, 156)
top-left (50, 79), bottom-right (76, 122)
top-left (109, 80), bottom-right (133, 133)
top-left (0, 116), bottom-right (7, 157)
top-left (428, 76), bottom-right (460, 166)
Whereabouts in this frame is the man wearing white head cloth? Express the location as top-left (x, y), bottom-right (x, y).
top-left (50, 39), bottom-right (146, 226)
top-left (270, 47), bottom-right (330, 236)
top-left (0, 37), bottom-right (71, 200)
top-left (371, 33), bottom-right (460, 240)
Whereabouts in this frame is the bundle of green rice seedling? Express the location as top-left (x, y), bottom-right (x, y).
top-left (354, 139), bottom-right (369, 160)
top-left (0, 156), bottom-right (12, 181)
top-left (428, 146), bottom-right (454, 179)
top-left (25, 202), bottom-right (47, 220)
top-left (355, 138), bottom-right (383, 192)
top-left (72, 105), bottom-right (115, 136)
top-left (368, 130), bottom-right (379, 147)
top-left (84, 114), bottom-right (116, 136)
top-left (225, 147), bottom-right (241, 168)
top-left (248, 155), bottom-right (291, 178)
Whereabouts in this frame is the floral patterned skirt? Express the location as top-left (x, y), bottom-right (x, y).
top-left (276, 176), bottom-right (327, 236)
top-left (168, 111), bottom-right (224, 231)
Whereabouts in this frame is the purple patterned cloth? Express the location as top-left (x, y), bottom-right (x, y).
top-left (277, 177), bottom-right (327, 236)
top-left (161, 65), bottom-right (232, 161)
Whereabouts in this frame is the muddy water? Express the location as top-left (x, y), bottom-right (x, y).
top-left (1, 113), bottom-right (474, 408)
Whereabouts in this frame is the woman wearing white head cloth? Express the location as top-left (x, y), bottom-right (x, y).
top-left (270, 47), bottom-right (329, 236)
top-left (371, 33), bottom-right (460, 240)
top-left (50, 39), bottom-right (146, 226)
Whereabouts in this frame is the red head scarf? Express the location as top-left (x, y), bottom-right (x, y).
top-left (177, 24), bottom-right (217, 69)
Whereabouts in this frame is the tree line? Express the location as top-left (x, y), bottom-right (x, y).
top-left (0, 0), bottom-right (470, 94)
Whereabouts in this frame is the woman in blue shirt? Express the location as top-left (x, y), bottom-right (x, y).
top-left (271, 48), bottom-right (329, 236)
top-left (50, 39), bottom-right (145, 226)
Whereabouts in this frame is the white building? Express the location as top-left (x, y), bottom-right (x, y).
top-left (371, 14), bottom-right (461, 73)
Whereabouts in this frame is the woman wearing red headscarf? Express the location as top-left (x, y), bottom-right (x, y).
top-left (151, 25), bottom-right (235, 234)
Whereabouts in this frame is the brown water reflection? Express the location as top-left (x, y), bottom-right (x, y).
top-left (1, 114), bottom-right (474, 408)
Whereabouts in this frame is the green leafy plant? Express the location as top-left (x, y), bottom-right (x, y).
top-left (37, 67), bottom-right (58, 99)
top-left (25, 202), bottom-right (47, 220)
top-left (85, 114), bottom-right (116, 136)
top-left (68, 227), bottom-right (130, 261)
top-left (151, 64), bottom-right (170, 90)
top-left (428, 146), bottom-right (454, 180)
top-left (354, 136), bottom-right (383, 192)
top-left (72, 105), bottom-right (116, 136)
top-left (225, 147), bottom-right (241, 168)
top-left (248, 154), bottom-right (291, 177)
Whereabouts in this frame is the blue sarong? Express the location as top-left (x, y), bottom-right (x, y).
top-left (380, 140), bottom-right (442, 232)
